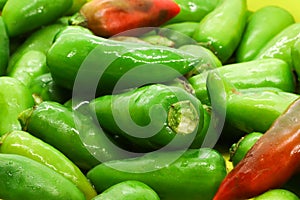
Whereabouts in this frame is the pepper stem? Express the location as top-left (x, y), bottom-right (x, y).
top-left (18, 108), bottom-right (34, 131)
top-left (168, 100), bottom-right (199, 135)
top-left (68, 12), bottom-right (88, 27)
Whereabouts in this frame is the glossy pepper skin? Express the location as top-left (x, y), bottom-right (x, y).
top-left (77, 0), bottom-right (180, 37)
top-left (0, 153), bottom-right (85, 200)
top-left (254, 189), bottom-right (299, 200)
top-left (0, 77), bottom-right (34, 136)
top-left (254, 23), bottom-right (300, 69)
top-left (47, 30), bottom-right (201, 95)
top-left (213, 97), bottom-right (300, 200)
top-left (91, 180), bottom-right (160, 200)
top-left (18, 101), bottom-right (125, 170)
top-left (1, 0), bottom-right (72, 37)
top-left (167, 0), bottom-right (222, 24)
top-left (236, 6), bottom-right (295, 62)
top-left (0, 130), bottom-right (97, 200)
top-left (89, 84), bottom-right (208, 152)
top-left (87, 148), bottom-right (227, 200)
top-left (0, 16), bottom-right (9, 75)
top-left (193, 0), bottom-right (247, 63)
top-left (189, 58), bottom-right (296, 105)
top-left (29, 73), bottom-right (72, 104)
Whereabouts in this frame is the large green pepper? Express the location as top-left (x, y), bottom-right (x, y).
top-left (193, 0), bottom-right (247, 63)
top-left (89, 84), bottom-right (209, 151)
top-left (206, 72), bottom-right (299, 133)
top-left (0, 153), bottom-right (85, 200)
top-left (47, 30), bottom-right (201, 95)
top-left (1, 0), bottom-right (72, 37)
top-left (0, 16), bottom-right (9, 75)
top-left (91, 180), bottom-right (160, 200)
top-left (87, 148), bottom-right (227, 200)
top-left (0, 77), bottom-right (34, 136)
top-left (254, 23), bottom-right (300, 69)
top-left (18, 101), bottom-right (125, 170)
top-left (0, 130), bottom-right (97, 200)
top-left (189, 58), bottom-right (296, 105)
top-left (167, 0), bottom-right (222, 24)
top-left (236, 6), bottom-right (295, 62)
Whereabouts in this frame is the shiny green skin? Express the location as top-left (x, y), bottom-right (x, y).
top-left (47, 31), bottom-right (201, 94)
top-left (0, 16), bottom-right (9, 75)
top-left (236, 6), bottom-right (295, 62)
top-left (193, 0), bottom-right (247, 63)
top-left (292, 39), bottom-right (300, 81)
top-left (0, 130), bottom-right (97, 200)
top-left (255, 23), bottom-right (300, 69)
top-left (89, 84), bottom-right (207, 151)
top-left (1, 0), bottom-right (72, 37)
top-left (0, 77), bottom-right (34, 136)
top-left (29, 73), bottom-right (71, 104)
top-left (167, 0), bottom-right (222, 24)
top-left (0, 0), bottom-right (7, 10)
top-left (18, 101), bottom-right (123, 170)
top-left (189, 58), bottom-right (296, 105)
top-left (8, 50), bottom-right (48, 87)
top-left (87, 148), bottom-right (227, 200)
top-left (254, 189), bottom-right (299, 200)
top-left (0, 153), bottom-right (85, 200)
top-left (91, 181), bottom-right (160, 200)
top-left (229, 132), bottom-right (263, 166)
top-left (6, 23), bottom-right (66, 74)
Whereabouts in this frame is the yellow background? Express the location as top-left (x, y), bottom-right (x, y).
top-left (248, 0), bottom-right (300, 22)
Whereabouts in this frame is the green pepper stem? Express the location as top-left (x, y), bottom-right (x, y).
top-left (18, 108), bottom-right (34, 131)
top-left (168, 100), bottom-right (199, 135)
top-left (68, 12), bottom-right (88, 27)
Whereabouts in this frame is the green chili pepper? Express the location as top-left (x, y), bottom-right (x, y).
top-left (8, 50), bottom-right (48, 87)
top-left (89, 84), bottom-right (209, 151)
top-left (229, 132), bottom-right (263, 166)
top-left (254, 23), bottom-right (300, 69)
top-left (189, 58), bottom-right (296, 105)
top-left (0, 0), bottom-right (7, 10)
top-left (0, 153), bottom-right (85, 200)
top-left (47, 30), bottom-right (201, 95)
top-left (29, 73), bottom-right (71, 104)
top-left (236, 6), bottom-right (295, 62)
top-left (0, 77), bottom-right (34, 136)
top-left (254, 189), bottom-right (299, 200)
top-left (193, 0), bottom-right (247, 63)
top-left (206, 72), bottom-right (299, 134)
top-left (87, 148), bottom-right (227, 200)
top-left (0, 16), bottom-right (9, 75)
top-left (167, 0), bottom-right (222, 24)
top-left (6, 23), bottom-right (66, 74)
top-left (0, 130), bottom-right (97, 200)
top-left (1, 0), bottom-right (72, 37)
top-left (91, 180), bottom-right (160, 200)
top-left (18, 101), bottom-right (125, 170)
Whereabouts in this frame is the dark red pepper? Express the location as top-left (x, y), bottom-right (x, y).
top-left (78, 0), bottom-right (180, 37)
top-left (213, 98), bottom-right (300, 200)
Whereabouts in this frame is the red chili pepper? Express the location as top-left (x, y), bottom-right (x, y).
top-left (213, 98), bottom-right (300, 200)
top-left (79, 0), bottom-right (180, 37)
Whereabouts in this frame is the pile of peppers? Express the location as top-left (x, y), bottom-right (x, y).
top-left (0, 0), bottom-right (300, 199)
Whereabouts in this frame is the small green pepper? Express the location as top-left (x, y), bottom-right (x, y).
top-left (1, 0), bottom-right (72, 37)
top-left (236, 6), bottom-right (295, 62)
top-left (189, 58), bottom-right (296, 105)
top-left (0, 76), bottom-right (34, 136)
top-left (91, 180), bottom-right (160, 200)
top-left (18, 101), bottom-right (125, 170)
top-left (0, 16), bottom-right (9, 75)
top-left (89, 84), bottom-right (208, 151)
top-left (87, 148), bottom-right (227, 200)
top-left (167, 0), bottom-right (222, 24)
top-left (254, 23), bottom-right (300, 69)
top-left (0, 153), bottom-right (85, 200)
top-left (254, 189), bottom-right (299, 200)
top-left (0, 130), bottom-right (97, 200)
top-left (193, 0), bottom-right (247, 63)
